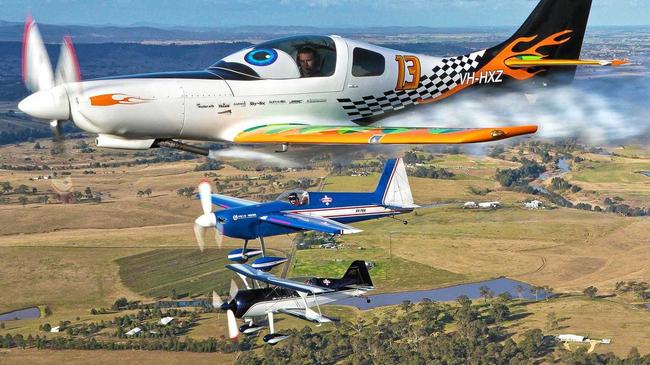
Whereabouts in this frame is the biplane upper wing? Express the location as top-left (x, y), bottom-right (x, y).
top-left (260, 213), bottom-right (362, 235)
top-left (233, 124), bottom-right (538, 145)
top-left (226, 263), bottom-right (334, 294)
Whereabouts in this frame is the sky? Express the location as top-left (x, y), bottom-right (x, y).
top-left (0, 0), bottom-right (648, 28)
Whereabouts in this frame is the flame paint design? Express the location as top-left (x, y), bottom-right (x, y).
top-left (90, 93), bottom-right (152, 106)
top-left (482, 29), bottom-right (573, 80)
top-left (418, 30), bottom-right (573, 105)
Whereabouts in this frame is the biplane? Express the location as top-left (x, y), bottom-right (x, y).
top-left (214, 260), bottom-right (374, 344)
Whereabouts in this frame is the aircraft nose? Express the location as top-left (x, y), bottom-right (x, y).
top-left (18, 85), bottom-right (70, 120)
top-left (220, 300), bottom-right (236, 312)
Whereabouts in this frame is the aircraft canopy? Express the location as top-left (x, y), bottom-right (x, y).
top-left (208, 35), bottom-right (337, 80)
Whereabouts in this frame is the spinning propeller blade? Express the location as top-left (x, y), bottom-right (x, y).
top-left (193, 223), bottom-right (206, 252)
top-left (212, 290), bottom-right (223, 308)
top-left (20, 17), bottom-right (82, 153)
top-left (229, 279), bottom-right (239, 301)
top-left (226, 309), bottom-right (238, 340)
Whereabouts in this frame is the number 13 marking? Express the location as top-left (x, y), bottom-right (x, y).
top-left (395, 55), bottom-right (421, 91)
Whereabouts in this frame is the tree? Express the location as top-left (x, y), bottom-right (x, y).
top-left (144, 188), bottom-right (152, 197)
top-left (18, 196), bottom-right (28, 206)
top-left (84, 187), bottom-right (93, 199)
top-left (546, 312), bottom-right (559, 331)
top-left (0, 182), bottom-right (12, 194)
top-left (479, 286), bottom-right (494, 303)
top-left (136, 190), bottom-right (144, 198)
top-left (583, 286), bottom-right (598, 299)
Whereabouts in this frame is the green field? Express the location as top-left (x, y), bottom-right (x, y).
top-left (290, 247), bottom-right (466, 292)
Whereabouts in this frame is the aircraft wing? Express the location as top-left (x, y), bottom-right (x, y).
top-left (210, 193), bottom-right (257, 209)
top-left (278, 308), bottom-right (338, 324)
top-left (225, 264), bottom-right (334, 294)
top-left (233, 124), bottom-right (537, 145)
top-left (260, 213), bottom-right (362, 235)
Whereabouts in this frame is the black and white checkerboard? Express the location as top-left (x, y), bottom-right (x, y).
top-left (338, 50), bottom-right (486, 119)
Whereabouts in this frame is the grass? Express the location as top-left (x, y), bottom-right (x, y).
top-left (509, 295), bottom-right (650, 356)
top-left (0, 349), bottom-right (236, 365)
top-left (290, 247), bottom-right (467, 292)
top-left (1, 140), bottom-right (650, 357)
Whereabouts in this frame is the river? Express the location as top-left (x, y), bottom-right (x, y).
top-left (336, 277), bottom-right (549, 310)
top-left (0, 307), bottom-right (40, 321)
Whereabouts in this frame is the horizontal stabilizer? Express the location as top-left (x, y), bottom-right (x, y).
top-left (234, 124), bottom-right (537, 145)
top-left (505, 58), bottom-right (628, 68)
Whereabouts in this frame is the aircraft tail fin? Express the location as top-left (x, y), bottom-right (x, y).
top-left (486, 0), bottom-right (592, 85)
top-left (373, 158), bottom-right (416, 209)
top-left (341, 260), bottom-right (373, 288)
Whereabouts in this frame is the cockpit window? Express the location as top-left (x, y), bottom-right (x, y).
top-left (277, 190), bottom-right (310, 206)
top-left (352, 48), bottom-right (385, 77)
top-left (208, 35), bottom-right (336, 80)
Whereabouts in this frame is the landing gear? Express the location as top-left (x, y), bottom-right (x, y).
top-left (262, 311), bottom-right (289, 345)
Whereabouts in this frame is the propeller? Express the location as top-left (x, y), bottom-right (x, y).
top-left (19, 16), bottom-right (81, 154)
top-left (212, 281), bottom-right (240, 340)
top-left (193, 180), bottom-right (219, 251)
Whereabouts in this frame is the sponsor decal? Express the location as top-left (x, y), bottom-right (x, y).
top-left (320, 195), bottom-right (333, 206)
top-left (289, 99), bottom-right (304, 104)
top-left (307, 98), bottom-right (326, 104)
top-left (355, 208), bottom-right (367, 213)
top-left (322, 279), bottom-right (331, 286)
top-left (233, 101), bottom-right (246, 107)
top-left (460, 70), bottom-right (503, 85)
top-left (218, 103), bottom-right (230, 108)
top-left (196, 103), bottom-right (215, 109)
top-left (232, 213), bottom-right (257, 221)
top-left (249, 101), bottom-right (266, 106)
top-left (269, 99), bottom-right (287, 105)
top-left (90, 93), bottom-right (152, 106)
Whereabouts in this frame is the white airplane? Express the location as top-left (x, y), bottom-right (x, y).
top-left (18, 0), bottom-right (625, 156)
top-left (214, 260), bottom-right (374, 345)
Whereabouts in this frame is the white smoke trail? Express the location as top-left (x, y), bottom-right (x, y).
top-left (208, 146), bottom-right (297, 167)
top-left (382, 75), bottom-right (649, 144)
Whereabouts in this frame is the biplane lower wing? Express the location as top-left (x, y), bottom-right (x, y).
top-left (226, 264), bottom-right (334, 295)
top-left (278, 308), bottom-right (339, 324)
top-left (233, 124), bottom-right (538, 145)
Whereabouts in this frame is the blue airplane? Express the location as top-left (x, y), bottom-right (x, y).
top-left (193, 158), bottom-right (417, 270)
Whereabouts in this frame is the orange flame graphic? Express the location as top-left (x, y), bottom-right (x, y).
top-left (90, 93), bottom-right (152, 106)
top-left (481, 29), bottom-right (573, 80)
top-left (418, 30), bottom-right (573, 105)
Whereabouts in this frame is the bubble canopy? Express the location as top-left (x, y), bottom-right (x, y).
top-left (276, 190), bottom-right (310, 206)
top-left (208, 35), bottom-right (337, 80)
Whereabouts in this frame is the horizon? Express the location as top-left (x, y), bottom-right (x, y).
top-left (1, 0), bottom-right (648, 28)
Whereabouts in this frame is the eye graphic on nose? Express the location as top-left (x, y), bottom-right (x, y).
top-left (244, 48), bottom-right (278, 66)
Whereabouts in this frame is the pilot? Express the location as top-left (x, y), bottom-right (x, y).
top-left (297, 47), bottom-right (323, 77)
top-left (288, 192), bottom-right (300, 206)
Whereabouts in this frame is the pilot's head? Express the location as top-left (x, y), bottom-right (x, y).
top-left (297, 47), bottom-right (321, 77)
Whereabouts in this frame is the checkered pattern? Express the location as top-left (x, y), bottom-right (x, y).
top-left (338, 50), bottom-right (485, 120)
